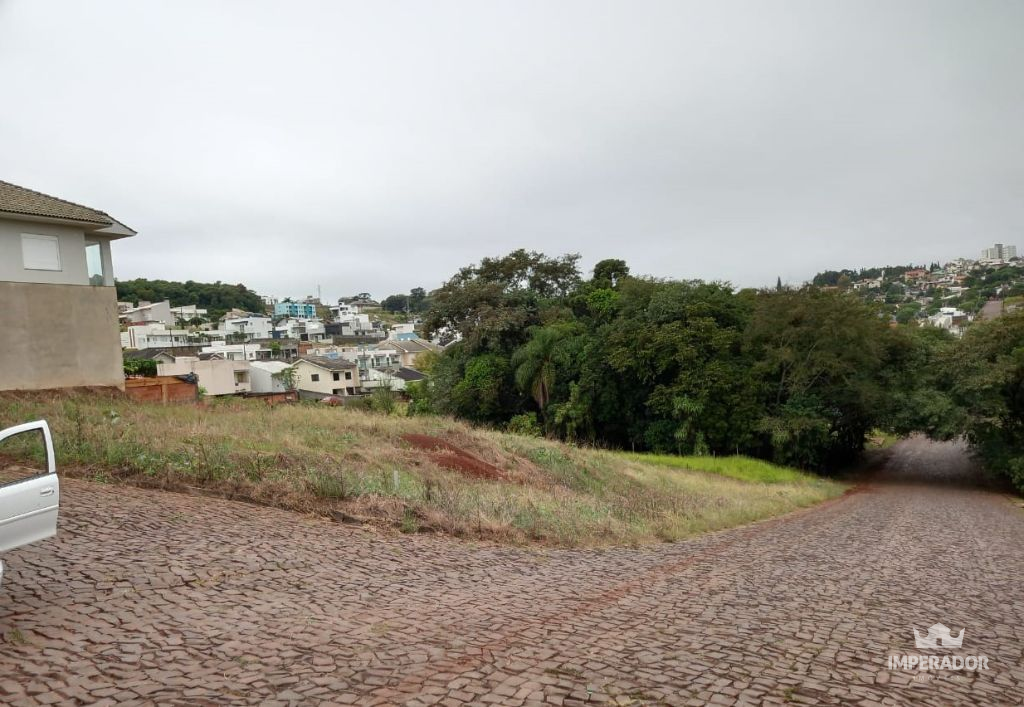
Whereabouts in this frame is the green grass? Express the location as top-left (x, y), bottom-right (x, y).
top-left (0, 390), bottom-right (846, 547)
top-left (617, 452), bottom-right (814, 484)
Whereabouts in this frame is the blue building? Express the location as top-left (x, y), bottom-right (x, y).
top-left (274, 302), bottom-right (317, 318)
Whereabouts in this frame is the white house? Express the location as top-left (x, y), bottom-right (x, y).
top-left (0, 179), bottom-right (136, 391)
top-left (249, 360), bottom-right (294, 393)
top-left (200, 341), bottom-right (272, 361)
top-left (274, 317), bottom-right (327, 342)
top-left (221, 315), bottom-right (273, 340)
top-left (121, 323), bottom-right (197, 350)
top-left (170, 304), bottom-right (208, 323)
top-left (121, 300), bottom-right (174, 326)
top-left (927, 307), bottom-right (971, 337)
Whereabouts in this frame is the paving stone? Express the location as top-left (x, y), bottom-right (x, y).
top-left (0, 438), bottom-right (1021, 704)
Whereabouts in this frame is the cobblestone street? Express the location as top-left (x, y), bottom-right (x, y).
top-left (1, 438), bottom-right (1022, 705)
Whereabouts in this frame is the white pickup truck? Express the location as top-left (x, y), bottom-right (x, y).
top-left (0, 421), bottom-right (60, 588)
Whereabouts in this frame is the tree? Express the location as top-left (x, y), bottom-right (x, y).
top-left (511, 324), bottom-right (578, 424)
top-left (592, 259), bottom-right (630, 288)
top-left (272, 365), bottom-right (297, 391)
top-left (944, 311), bottom-right (1024, 492)
top-left (745, 289), bottom-right (893, 468)
top-left (423, 249), bottom-right (581, 350)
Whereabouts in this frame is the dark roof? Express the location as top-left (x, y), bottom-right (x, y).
top-left (123, 346), bottom-right (203, 360)
top-left (393, 367), bottom-right (426, 382)
top-left (0, 180), bottom-right (115, 226)
top-left (296, 355), bottom-right (357, 371)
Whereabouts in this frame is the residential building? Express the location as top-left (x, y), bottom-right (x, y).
top-left (121, 300), bottom-right (174, 326)
top-left (222, 315), bottom-right (273, 340)
top-left (292, 356), bottom-right (360, 398)
top-left (169, 304), bottom-right (208, 323)
top-left (199, 342), bottom-right (272, 361)
top-left (274, 317), bottom-right (327, 342)
top-left (375, 338), bottom-right (441, 368)
top-left (249, 360), bottom-right (294, 393)
top-left (123, 346), bottom-right (204, 365)
top-left (982, 243), bottom-right (1018, 261)
top-left (158, 357), bottom-right (251, 396)
top-left (0, 179), bottom-right (136, 391)
top-left (926, 307), bottom-right (971, 337)
top-left (275, 301), bottom-right (317, 318)
top-left (121, 323), bottom-right (199, 350)
top-left (360, 366), bottom-right (426, 393)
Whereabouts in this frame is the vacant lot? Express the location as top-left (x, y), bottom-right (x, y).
top-left (0, 391), bottom-right (842, 546)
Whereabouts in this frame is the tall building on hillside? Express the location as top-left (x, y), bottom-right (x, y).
top-left (982, 243), bottom-right (1017, 260)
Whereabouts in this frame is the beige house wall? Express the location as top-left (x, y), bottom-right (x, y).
top-left (157, 358), bottom-right (251, 396)
top-left (293, 361), bottom-right (358, 396)
top-left (0, 281), bottom-right (125, 391)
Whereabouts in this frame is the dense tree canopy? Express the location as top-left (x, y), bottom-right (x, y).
top-left (417, 250), bottom-right (952, 472)
top-left (116, 278), bottom-right (264, 319)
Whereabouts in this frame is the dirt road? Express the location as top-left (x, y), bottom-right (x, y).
top-left (1, 438), bottom-right (1022, 705)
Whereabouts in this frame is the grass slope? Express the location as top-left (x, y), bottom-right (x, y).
top-left (0, 391), bottom-right (846, 547)
top-left (618, 453), bottom-right (813, 484)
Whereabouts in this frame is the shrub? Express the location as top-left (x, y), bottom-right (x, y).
top-left (506, 412), bottom-right (542, 437)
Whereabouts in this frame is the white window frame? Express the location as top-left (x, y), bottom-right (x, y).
top-left (21, 234), bottom-right (62, 271)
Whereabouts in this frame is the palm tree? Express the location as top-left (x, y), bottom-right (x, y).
top-left (511, 325), bottom-right (572, 421)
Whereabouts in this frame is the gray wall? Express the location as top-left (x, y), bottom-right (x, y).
top-left (0, 217), bottom-right (114, 286)
top-left (0, 282), bottom-right (125, 391)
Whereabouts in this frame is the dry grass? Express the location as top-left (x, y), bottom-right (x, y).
top-left (0, 390), bottom-right (846, 547)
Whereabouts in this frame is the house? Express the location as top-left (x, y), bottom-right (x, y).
top-left (158, 356), bottom-right (251, 396)
top-left (0, 179), bottom-right (136, 391)
top-left (274, 317), bottom-right (327, 342)
top-left (221, 315), bottom-right (273, 340)
top-left (926, 307), bottom-right (971, 337)
top-left (249, 360), bottom-right (294, 393)
top-left (375, 338), bottom-right (441, 368)
top-left (292, 356), bottom-right (360, 398)
top-left (170, 304), bottom-right (208, 323)
top-left (274, 301), bottom-right (317, 318)
top-left (123, 346), bottom-right (204, 365)
top-left (121, 322), bottom-right (197, 349)
top-left (199, 341), bottom-right (272, 361)
top-left (122, 299), bottom-right (174, 325)
top-left (360, 366), bottom-right (426, 393)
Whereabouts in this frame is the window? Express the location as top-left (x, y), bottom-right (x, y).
top-left (311, 373), bottom-right (320, 382)
top-left (345, 371), bottom-right (352, 380)
top-left (21, 234), bottom-right (61, 271)
top-left (332, 388), bottom-right (343, 395)
top-left (332, 372), bottom-right (340, 381)
top-left (85, 241), bottom-right (105, 285)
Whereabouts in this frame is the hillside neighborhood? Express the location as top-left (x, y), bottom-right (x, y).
top-left (812, 245), bottom-right (1022, 337)
top-left (4, 2), bottom-right (1024, 703)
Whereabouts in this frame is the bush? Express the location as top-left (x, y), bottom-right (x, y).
top-left (506, 412), bottom-right (542, 437)
top-left (123, 358), bottom-right (157, 377)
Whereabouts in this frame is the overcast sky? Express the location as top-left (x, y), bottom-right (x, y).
top-left (1, 1), bottom-right (1021, 302)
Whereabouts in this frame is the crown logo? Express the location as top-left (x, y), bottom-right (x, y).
top-left (913, 623), bottom-right (964, 649)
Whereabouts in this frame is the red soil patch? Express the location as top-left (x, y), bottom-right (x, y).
top-left (401, 434), bottom-right (508, 481)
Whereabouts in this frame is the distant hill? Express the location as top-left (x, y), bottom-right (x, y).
top-left (811, 264), bottom-right (924, 287)
top-left (115, 278), bottom-right (265, 317)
